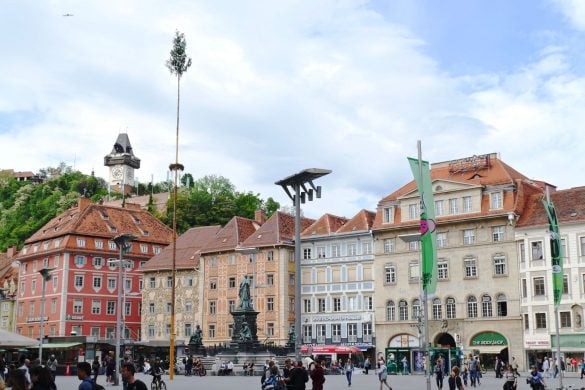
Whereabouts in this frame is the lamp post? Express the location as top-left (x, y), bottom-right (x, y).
top-left (38, 268), bottom-right (54, 363)
top-left (113, 233), bottom-right (136, 386)
top-left (276, 168), bottom-right (331, 361)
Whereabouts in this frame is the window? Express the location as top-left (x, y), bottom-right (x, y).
top-left (148, 325), bottom-right (155, 337)
top-left (267, 297), bottom-right (274, 311)
top-left (519, 241), bottom-right (526, 263)
top-left (140, 244), bottom-right (148, 254)
top-left (91, 300), bottom-right (101, 314)
top-left (432, 298), bottom-right (442, 320)
top-left (184, 276), bottom-right (193, 287)
top-left (363, 241), bottom-right (372, 254)
top-left (437, 260), bottom-right (449, 280)
top-left (347, 243), bottom-right (357, 256)
top-left (149, 303), bottom-right (155, 313)
top-left (51, 299), bottom-right (57, 314)
top-left (533, 277), bottom-right (546, 296)
top-left (93, 257), bottom-right (103, 268)
top-left (93, 276), bottom-right (102, 289)
top-left (208, 325), bottom-right (216, 338)
top-left (153, 246), bottom-right (161, 255)
top-left (302, 325), bottom-right (312, 343)
top-left (74, 256), bottom-right (86, 266)
top-left (74, 275), bottom-right (84, 288)
top-left (303, 299), bottom-right (311, 313)
top-left (384, 264), bottom-right (396, 284)
top-left (29, 302), bottom-right (35, 316)
top-left (228, 277), bottom-right (236, 288)
top-left (289, 273), bottom-right (295, 286)
top-left (303, 248), bottom-right (312, 260)
top-left (435, 200), bottom-right (444, 216)
top-left (333, 298), bottom-right (341, 312)
top-left (184, 323), bottom-right (192, 337)
top-left (52, 275), bottom-right (58, 290)
top-left (463, 229), bottom-right (475, 245)
top-left (383, 207), bottom-right (394, 223)
top-left (105, 301), bottom-right (115, 315)
top-left (331, 245), bottom-right (340, 257)
top-left (73, 299), bottom-right (83, 314)
top-left (384, 239), bottom-right (394, 254)
top-left (446, 297), bottom-right (456, 319)
top-left (492, 226), bottom-right (505, 242)
top-left (399, 300), bottom-right (408, 321)
top-left (580, 237), bottom-right (585, 256)
top-left (449, 198), bottom-right (458, 214)
top-left (464, 257), bottom-right (477, 278)
top-left (266, 322), bottom-right (275, 337)
top-left (409, 261), bottom-right (420, 281)
top-left (490, 192), bottom-right (503, 209)
top-left (531, 241), bottom-right (544, 260)
top-left (561, 238), bottom-right (567, 259)
top-left (124, 278), bottom-right (131, 291)
top-left (347, 323), bottom-right (357, 342)
top-left (95, 240), bottom-right (103, 249)
top-left (317, 247), bottom-right (326, 259)
top-left (409, 241), bottom-right (420, 251)
top-left (463, 196), bottom-right (472, 212)
top-left (42, 258), bottom-right (49, 268)
top-left (386, 301), bottom-right (395, 321)
top-left (167, 277), bottom-right (174, 288)
top-left (560, 311), bottom-right (571, 328)
top-left (493, 255), bottom-right (507, 275)
top-left (209, 279), bottom-right (217, 290)
top-left (185, 301), bottom-right (192, 312)
top-left (318, 299), bottom-right (326, 313)
top-left (209, 301), bottom-right (216, 315)
top-left (409, 204), bottom-right (419, 220)
top-left (91, 327), bottom-right (100, 337)
top-left (77, 238), bottom-right (86, 247)
top-left (467, 296), bottom-right (478, 318)
top-left (267, 251), bottom-right (274, 261)
top-left (535, 313), bottom-right (547, 329)
top-left (125, 302), bottom-right (131, 316)
top-left (149, 277), bottom-right (156, 288)
top-left (437, 233), bottom-right (447, 248)
top-left (481, 295), bottom-right (493, 317)
top-left (109, 241), bottom-right (117, 250)
top-left (107, 258), bottom-right (117, 270)
top-left (496, 294), bottom-right (507, 317)
top-left (524, 313), bottom-right (529, 330)
top-left (521, 279), bottom-right (527, 298)
top-left (209, 256), bottom-right (217, 267)
top-left (563, 274), bottom-right (569, 294)
top-left (31, 280), bottom-right (36, 294)
top-left (364, 296), bottom-right (373, 311)
top-left (107, 278), bottom-right (116, 290)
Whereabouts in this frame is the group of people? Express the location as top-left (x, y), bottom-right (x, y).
top-left (217, 360), bottom-right (234, 376)
top-left (260, 358), bottom-right (315, 390)
top-left (180, 355), bottom-right (204, 376)
top-left (0, 354), bottom-right (58, 390)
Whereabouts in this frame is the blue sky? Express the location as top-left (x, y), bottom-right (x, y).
top-left (1, 0), bottom-right (585, 218)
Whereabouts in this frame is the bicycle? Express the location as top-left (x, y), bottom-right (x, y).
top-left (151, 375), bottom-right (167, 390)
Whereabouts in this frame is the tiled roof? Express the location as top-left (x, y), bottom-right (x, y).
top-left (516, 187), bottom-right (585, 228)
top-left (103, 193), bottom-right (169, 214)
top-left (301, 214), bottom-right (348, 237)
top-left (200, 216), bottom-right (260, 254)
top-left (25, 198), bottom-right (173, 245)
top-left (141, 225), bottom-right (221, 271)
top-left (337, 209), bottom-right (376, 233)
top-left (242, 212), bottom-right (315, 247)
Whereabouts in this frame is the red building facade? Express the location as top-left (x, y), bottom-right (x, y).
top-left (14, 198), bottom-right (172, 343)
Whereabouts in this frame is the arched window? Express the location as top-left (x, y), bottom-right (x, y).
top-left (467, 296), bottom-right (478, 318)
top-left (482, 295), bottom-right (493, 317)
top-left (432, 298), bottom-right (442, 320)
top-left (412, 299), bottom-right (421, 320)
top-left (386, 301), bottom-right (395, 321)
top-left (446, 297), bottom-right (456, 319)
top-left (496, 294), bottom-right (507, 317)
top-left (399, 300), bottom-right (408, 321)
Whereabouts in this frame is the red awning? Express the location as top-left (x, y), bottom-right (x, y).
top-left (301, 345), bottom-right (360, 354)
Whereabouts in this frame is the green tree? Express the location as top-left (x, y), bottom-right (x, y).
top-left (262, 197), bottom-right (280, 217)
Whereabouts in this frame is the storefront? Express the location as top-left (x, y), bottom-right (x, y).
top-left (301, 345), bottom-right (362, 368)
top-left (550, 334), bottom-right (585, 368)
top-left (385, 334), bottom-right (424, 374)
top-left (469, 331), bottom-right (508, 369)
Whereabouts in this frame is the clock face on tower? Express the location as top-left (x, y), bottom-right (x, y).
top-left (111, 167), bottom-right (123, 180)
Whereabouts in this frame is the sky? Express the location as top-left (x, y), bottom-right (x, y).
top-left (2, 0), bottom-right (585, 219)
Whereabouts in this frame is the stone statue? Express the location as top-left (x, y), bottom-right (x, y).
top-left (238, 321), bottom-right (252, 342)
top-left (189, 325), bottom-right (203, 346)
top-left (288, 327), bottom-right (295, 345)
top-left (238, 275), bottom-right (252, 310)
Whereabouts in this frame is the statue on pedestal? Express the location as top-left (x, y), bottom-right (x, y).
top-left (238, 275), bottom-right (252, 310)
top-left (189, 325), bottom-right (203, 348)
top-left (238, 322), bottom-right (252, 342)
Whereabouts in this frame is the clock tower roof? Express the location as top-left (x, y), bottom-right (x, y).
top-left (104, 133), bottom-right (141, 169)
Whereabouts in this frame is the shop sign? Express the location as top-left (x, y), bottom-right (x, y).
top-left (312, 315), bottom-right (363, 322)
top-left (470, 332), bottom-right (507, 346)
top-left (550, 334), bottom-right (585, 348)
top-left (66, 315), bottom-right (84, 320)
top-left (525, 340), bottom-right (550, 347)
top-left (26, 316), bottom-right (48, 323)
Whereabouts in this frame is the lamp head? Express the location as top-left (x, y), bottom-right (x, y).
top-left (113, 233), bottom-right (137, 254)
top-left (39, 268), bottom-right (55, 281)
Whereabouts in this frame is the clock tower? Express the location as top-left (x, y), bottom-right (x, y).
top-left (104, 133), bottom-right (141, 192)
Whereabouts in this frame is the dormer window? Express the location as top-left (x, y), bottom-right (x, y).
top-left (490, 192), bottom-right (503, 210)
top-left (141, 229), bottom-right (149, 236)
top-left (77, 238), bottom-right (86, 247)
top-left (383, 207), bottom-right (394, 224)
top-left (133, 216), bottom-right (141, 225)
top-left (99, 211), bottom-right (109, 220)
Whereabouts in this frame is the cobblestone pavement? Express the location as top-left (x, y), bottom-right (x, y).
top-left (54, 371), bottom-right (585, 390)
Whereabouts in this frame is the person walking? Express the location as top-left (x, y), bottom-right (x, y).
top-left (46, 356), bottom-right (57, 382)
top-left (447, 366), bottom-right (463, 390)
top-left (364, 358), bottom-right (371, 375)
top-left (309, 361), bottom-right (325, 390)
top-left (503, 365), bottom-right (517, 390)
top-left (434, 359), bottom-right (444, 390)
top-left (343, 359), bottom-right (354, 387)
top-left (91, 359), bottom-right (100, 385)
top-left (528, 365), bottom-right (545, 390)
top-left (289, 361), bottom-right (309, 390)
top-left (542, 356), bottom-right (550, 379)
top-left (468, 354), bottom-right (477, 387)
top-left (377, 361), bottom-right (392, 390)
top-left (77, 362), bottom-right (93, 390)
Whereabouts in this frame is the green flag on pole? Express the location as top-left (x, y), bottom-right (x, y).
top-left (408, 157), bottom-right (438, 295)
top-left (542, 197), bottom-right (563, 307)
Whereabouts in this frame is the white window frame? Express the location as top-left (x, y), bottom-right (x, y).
top-left (383, 207), bottom-right (394, 223)
top-left (490, 191), bottom-right (503, 210)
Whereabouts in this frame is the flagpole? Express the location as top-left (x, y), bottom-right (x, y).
top-left (418, 140), bottom-right (431, 390)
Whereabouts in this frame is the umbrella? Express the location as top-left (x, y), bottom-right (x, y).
top-left (0, 329), bottom-right (38, 348)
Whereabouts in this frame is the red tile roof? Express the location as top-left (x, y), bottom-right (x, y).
top-left (242, 212), bottom-right (315, 248)
top-left (25, 198), bottom-right (172, 246)
top-left (516, 186), bottom-right (585, 228)
top-left (141, 225), bottom-right (221, 271)
top-left (337, 209), bottom-right (376, 233)
top-left (200, 216), bottom-right (260, 254)
top-left (301, 214), bottom-right (348, 237)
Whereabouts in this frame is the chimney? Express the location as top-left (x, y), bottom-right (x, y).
top-left (78, 197), bottom-right (91, 212)
top-left (7, 246), bottom-right (15, 258)
top-left (255, 210), bottom-right (267, 225)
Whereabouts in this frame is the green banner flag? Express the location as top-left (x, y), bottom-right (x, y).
top-left (408, 157), bottom-right (438, 295)
top-left (542, 198), bottom-right (563, 307)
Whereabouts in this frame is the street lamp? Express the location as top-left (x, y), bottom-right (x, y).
top-left (38, 268), bottom-right (54, 363)
top-left (113, 233), bottom-right (136, 386)
top-left (276, 168), bottom-right (331, 361)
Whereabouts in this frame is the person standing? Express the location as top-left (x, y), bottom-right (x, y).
top-left (447, 366), bottom-right (463, 390)
top-left (289, 361), bottom-right (309, 390)
top-left (581, 358), bottom-right (585, 379)
top-left (91, 359), bottom-right (100, 384)
top-left (343, 359), bottom-right (353, 387)
top-left (77, 362), bottom-right (93, 390)
top-left (434, 359), bottom-right (444, 390)
top-left (364, 358), bottom-right (371, 375)
top-left (46, 356), bottom-right (57, 382)
top-left (309, 361), bottom-right (325, 390)
top-left (542, 357), bottom-right (550, 379)
top-left (494, 357), bottom-right (501, 378)
top-left (121, 363), bottom-right (147, 390)
top-left (402, 356), bottom-right (409, 375)
top-left (502, 365), bottom-right (517, 390)
top-left (467, 355), bottom-right (477, 387)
